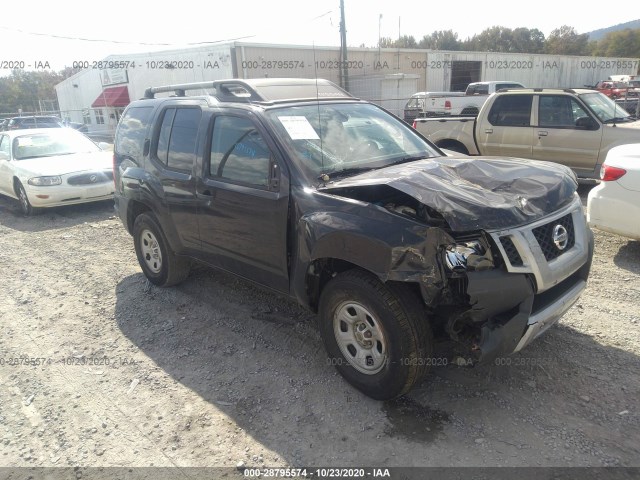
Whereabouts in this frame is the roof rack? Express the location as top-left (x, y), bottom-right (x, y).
top-left (143, 78), bottom-right (355, 103)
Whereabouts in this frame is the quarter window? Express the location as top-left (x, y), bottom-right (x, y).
top-left (209, 116), bottom-right (272, 188)
top-left (115, 106), bottom-right (153, 158)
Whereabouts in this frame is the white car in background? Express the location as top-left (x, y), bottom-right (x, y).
top-left (0, 128), bottom-right (114, 216)
top-left (587, 143), bottom-right (640, 240)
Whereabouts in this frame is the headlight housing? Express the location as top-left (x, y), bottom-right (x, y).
top-left (444, 240), bottom-right (494, 273)
top-left (28, 176), bottom-right (62, 186)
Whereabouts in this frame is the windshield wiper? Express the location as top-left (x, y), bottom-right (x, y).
top-left (321, 166), bottom-right (373, 179)
top-left (388, 154), bottom-right (431, 166)
top-left (603, 117), bottom-right (630, 124)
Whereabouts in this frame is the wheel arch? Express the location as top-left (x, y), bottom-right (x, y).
top-left (435, 139), bottom-right (469, 155)
top-left (126, 199), bottom-right (153, 234)
top-left (304, 257), bottom-right (424, 314)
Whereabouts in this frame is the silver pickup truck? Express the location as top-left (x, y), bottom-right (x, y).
top-left (414, 88), bottom-right (640, 179)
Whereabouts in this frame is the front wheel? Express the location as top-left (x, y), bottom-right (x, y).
top-left (318, 269), bottom-right (433, 400)
top-left (133, 213), bottom-right (190, 287)
top-left (15, 181), bottom-right (37, 216)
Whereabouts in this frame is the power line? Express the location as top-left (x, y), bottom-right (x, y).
top-left (0, 25), bottom-right (255, 46)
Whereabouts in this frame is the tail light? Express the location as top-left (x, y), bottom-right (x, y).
top-left (445, 100), bottom-right (452, 111)
top-left (600, 164), bottom-right (626, 181)
top-left (412, 120), bottom-right (417, 129)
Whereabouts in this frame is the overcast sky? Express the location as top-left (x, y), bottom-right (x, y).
top-left (1, 1), bottom-right (636, 74)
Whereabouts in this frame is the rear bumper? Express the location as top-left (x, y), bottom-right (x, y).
top-left (114, 194), bottom-right (131, 234)
top-left (587, 181), bottom-right (640, 240)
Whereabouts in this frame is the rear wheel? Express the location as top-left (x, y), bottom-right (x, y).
top-left (133, 213), bottom-right (190, 287)
top-left (318, 269), bottom-right (433, 400)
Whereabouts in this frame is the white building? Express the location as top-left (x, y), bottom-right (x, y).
top-left (55, 41), bottom-right (640, 138)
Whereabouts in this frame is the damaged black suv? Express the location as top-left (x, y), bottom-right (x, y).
top-left (114, 78), bottom-right (593, 400)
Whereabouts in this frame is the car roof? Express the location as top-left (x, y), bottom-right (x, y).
top-left (140, 78), bottom-right (355, 105)
top-left (9, 115), bottom-right (61, 120)
top-left (496, 88), bottom-right (601, 95)
top-left (3, 127), bottom-right (78, 138)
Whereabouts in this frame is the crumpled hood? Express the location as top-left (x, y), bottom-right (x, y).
top-left (322, 156), bottom-right (578, 231)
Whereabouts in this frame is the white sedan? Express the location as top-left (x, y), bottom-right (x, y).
top-left (587, 143), bottom-right (640, 240)
top-left (0, 128), bottom-right (114, 215)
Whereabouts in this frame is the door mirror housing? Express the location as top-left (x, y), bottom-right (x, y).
top-left (575, 116), bottom-right (598, 130)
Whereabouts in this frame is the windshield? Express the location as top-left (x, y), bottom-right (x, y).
top-left (265, 103), bottom-right (440, 181)
top-left (580, 92), bottom-right (633, 123)
top-left (12, 130), bottom-right (100, 160)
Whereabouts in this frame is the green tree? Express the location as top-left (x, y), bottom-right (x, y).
top-left (378, 35), bottom-right (418, 48)
top-left (511, 28), bottom-right (545, 54)
top-left (545, 25), bottom-right (590, 55)
top-left (0, 69), bottom-right (78, 115)
top-left (418, 30), bottom-right (460, 50)
top-left (463, 26), bottom-right (515, 52)
top-left (591, 28), bottom-right (640, 58)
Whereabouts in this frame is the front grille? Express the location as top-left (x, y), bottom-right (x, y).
top-left (67, 171), bottom-right (113, 186)
top-left (499, 235), bottom-right (523, 266)
top-left (532, 213), bottom-right (575, 261)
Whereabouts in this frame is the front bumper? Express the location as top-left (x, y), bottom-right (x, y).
top-left (26, 182), bottom-right (114, 208)
top-left (462, 195), bottom-right (594, 362)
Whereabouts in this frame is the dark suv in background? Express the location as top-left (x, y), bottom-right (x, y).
top-left (113, 78), bottom-right (593, 400)
top-left (4, 115), bottom-right (64, 130)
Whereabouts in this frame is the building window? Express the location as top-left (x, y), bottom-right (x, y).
top-left (83, 110), bottom-right (91, 125)
top-left (95, 109), bottom-right (105, 125)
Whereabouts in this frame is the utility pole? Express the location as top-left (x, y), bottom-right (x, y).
top-left (339, 0), bottom-right (349, 91)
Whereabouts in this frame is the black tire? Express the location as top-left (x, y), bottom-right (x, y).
top-left (318, 269), bottom-right (434, 400)
top-left (15, 181), bottom-right (37, 216)
top-left (133, 213), bottom-right (190, 287)
top-left (439, 142), bottom-right (469, 155)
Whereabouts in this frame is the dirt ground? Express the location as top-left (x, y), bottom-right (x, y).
top-left (0, 184), bottom-right (638, 473)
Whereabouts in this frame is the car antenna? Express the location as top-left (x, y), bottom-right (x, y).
top-left (313, 42), bottom-right (329, 185)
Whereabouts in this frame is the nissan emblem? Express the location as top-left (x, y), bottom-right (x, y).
top-left (552, 224), bottom-right (569, 251)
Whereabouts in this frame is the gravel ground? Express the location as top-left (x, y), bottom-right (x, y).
top-left (0, 184), bottom-right (638, 472)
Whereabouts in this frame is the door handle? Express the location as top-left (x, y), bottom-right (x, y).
top-left (484, 128), bottom-right (493, 134)
top-left (538, 131), bottom-right (548, 137)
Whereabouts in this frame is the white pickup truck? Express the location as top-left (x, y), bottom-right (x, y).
top-left (414, 87), bottom-right (640, 179)
top-left (414, 80), bottom-right (525, 117)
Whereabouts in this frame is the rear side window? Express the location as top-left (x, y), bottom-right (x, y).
top-left (154, 107), bottom-right (202, 172)
top-left (488, 95), bottom-right (532, 126)
top-left (115, 106), bottom-right (153, 158)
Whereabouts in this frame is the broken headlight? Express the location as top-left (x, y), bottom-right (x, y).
top-left (444, 240), bottom-right (494, 273)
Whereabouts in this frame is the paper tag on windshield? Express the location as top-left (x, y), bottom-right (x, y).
top-left (16, 137), bottom-right (35, 146)
top-left (278, 116), bottom-right (319, 140)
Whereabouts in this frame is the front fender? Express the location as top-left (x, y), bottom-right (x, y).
top-left (291, 208), bottom-right (453, 308)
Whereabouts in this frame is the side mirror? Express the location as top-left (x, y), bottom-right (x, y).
top-left (575, 117), bottom-right (598, 130)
